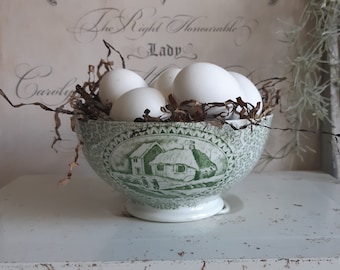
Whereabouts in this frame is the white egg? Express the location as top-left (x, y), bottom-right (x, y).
top-left (229, 72), bottom-right (263, 115)
top-left (98, 68), bottom-right (147, 105)
top-left (110, 87), bottom-right (167, 121)
top-left (173, 62), bottom-right (243, 118)
top-left (153, 68), bottom-right (181, 99)
top-left (173, 63), bottom-right (242, 104)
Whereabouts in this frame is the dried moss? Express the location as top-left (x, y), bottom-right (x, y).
top-left (271, 0), bottom-right (340, 161)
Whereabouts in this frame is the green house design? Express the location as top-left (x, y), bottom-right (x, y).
top-left (129, 142), bottom-right (163, 175)
top-left (149, 141), bottom-right (217, 181)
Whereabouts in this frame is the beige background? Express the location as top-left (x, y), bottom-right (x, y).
top-left (0, 0), bottom-right (319, 187)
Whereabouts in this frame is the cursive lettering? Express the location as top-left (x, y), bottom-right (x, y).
top-left (15, 64), bottom-right (76, 105)
top-left (68, 7), bottom-right (258, 46)
top-left (68, 8), bottom-right (160, 43)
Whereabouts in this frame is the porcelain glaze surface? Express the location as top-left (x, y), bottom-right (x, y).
top-left (76, 116), bottom-right (272, 221)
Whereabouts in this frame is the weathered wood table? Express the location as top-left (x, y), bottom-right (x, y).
top-left (1, 171), bottom-right (339, 269)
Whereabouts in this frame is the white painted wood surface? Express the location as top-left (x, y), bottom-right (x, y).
top-left (1, 171), bottom-right (340, 269)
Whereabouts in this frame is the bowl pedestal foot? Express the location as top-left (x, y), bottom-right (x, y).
top-left (125, 196), bottom-right (230, 222)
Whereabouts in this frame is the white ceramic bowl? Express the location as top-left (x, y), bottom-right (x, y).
top-left (76, 115), bottom-right (272, 222)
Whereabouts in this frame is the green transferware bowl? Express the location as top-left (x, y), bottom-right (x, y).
top-left (76, 115), bottom-right (272, 222)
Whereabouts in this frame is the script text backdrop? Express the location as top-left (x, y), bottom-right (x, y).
top-left (0, 0), bottom-right (317, 187)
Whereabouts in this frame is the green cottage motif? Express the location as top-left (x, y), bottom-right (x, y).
top-left (76, 116), bottom-right (272, 212)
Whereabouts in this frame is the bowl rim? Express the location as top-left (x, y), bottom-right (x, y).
top-left (77, 114), bottom-right (273, 126)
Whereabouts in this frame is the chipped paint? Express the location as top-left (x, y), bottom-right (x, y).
top-left (1, 258), bottom-right (340, 270)
top-left (1, 172), bottom-right (340, 269)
